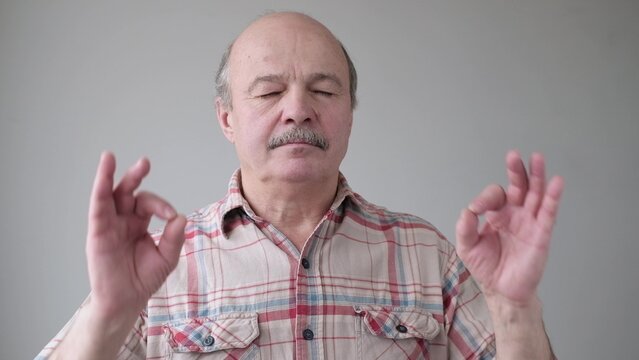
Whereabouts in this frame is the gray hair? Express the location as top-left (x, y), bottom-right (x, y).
top-left (215, 41), bottom-right (358, 110)
top-left (267, 126), bottom-right (329, 150)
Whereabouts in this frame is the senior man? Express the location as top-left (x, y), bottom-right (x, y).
top-left (38, 12), bottom-right (563, 359)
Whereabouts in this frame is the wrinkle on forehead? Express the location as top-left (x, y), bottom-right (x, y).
top-left (229, 12), bottom-right (349, 83)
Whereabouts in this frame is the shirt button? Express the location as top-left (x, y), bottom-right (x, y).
top-left (301, 258), bottom-right (310, 269)
top-left (302, 328), bottom-right (314, 340)
top-left (203, 335), bottom-right (215, 346)
top-left (396, 324), bottom-right (408, 333)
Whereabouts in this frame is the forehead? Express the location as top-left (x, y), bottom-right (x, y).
top-left (229, 15), bottom-right (349, 87)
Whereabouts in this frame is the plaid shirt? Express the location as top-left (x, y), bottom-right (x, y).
top-left (37, 170), bottom-right (495, 359)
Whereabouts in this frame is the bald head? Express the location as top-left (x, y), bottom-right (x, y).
top-left (215, 12), bottom-right (357, 110)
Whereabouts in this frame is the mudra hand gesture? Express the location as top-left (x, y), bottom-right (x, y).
top-left (456, 150), bottom-right (564, 304)
top-left (86, 152), bottom-right (187, 317)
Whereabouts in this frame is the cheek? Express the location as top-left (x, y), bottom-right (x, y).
top-left (237, 130), bottom-right (265, 153)
top-left (336, 129), bottom-right (352, 152)
top-left (325, 111), bottom-right (353, 145)
top-left (234, 120), bottom-right (273, 155)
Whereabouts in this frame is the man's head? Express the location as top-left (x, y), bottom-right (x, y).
top-left (215, 12), bottom-right (357, 185)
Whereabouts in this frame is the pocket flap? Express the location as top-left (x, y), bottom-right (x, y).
top-left (354, 305), bottom-right (440, 341)
top-left (163, 312), bottom-right (259, 353)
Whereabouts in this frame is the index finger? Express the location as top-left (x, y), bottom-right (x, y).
top-left (112, 157), bottom-right (151, 213)
top-left (89, 151), bottom-right (117, 219)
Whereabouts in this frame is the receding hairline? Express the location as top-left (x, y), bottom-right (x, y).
top-left (230, 12), bottom-right (346, 65)
top-left (215, 11), bottom-right (358, 109)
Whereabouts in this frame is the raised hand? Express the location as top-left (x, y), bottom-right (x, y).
top-left (455, 150), bottom-right (564, 304)
top-left (86, 152), bottom-right (186, 317)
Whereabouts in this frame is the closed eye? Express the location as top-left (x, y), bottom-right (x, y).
top-left (313, 90), bottom-right (334, 96)
top-left (258, 91), bottom-right (282, 98)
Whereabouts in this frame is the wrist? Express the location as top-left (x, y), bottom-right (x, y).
top-left (51, 297), bottom-right (142, 360)
top-left (485, 293), bottom-right (553, 359)
top-left (485, 293), bottom-right (546, 341)
top-left (85, 297), bottom-right (141, 337)
top-left (484, 292), bottom-right (543, 324)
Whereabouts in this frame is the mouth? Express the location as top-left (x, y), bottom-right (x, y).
top-left (275, 141), bottom-right (321, 152)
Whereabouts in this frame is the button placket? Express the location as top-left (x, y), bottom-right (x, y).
top-left (295, 215), bottom-right (332, 358)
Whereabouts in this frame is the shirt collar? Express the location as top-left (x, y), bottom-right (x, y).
top-left (218, 169), bottom-right (358, 238)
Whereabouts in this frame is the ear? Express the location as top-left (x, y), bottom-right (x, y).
top-left (216, 97), bottom-right (235, 143)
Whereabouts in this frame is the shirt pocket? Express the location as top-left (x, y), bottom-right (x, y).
top-left (354, 305), bottom-right (441, 360)
top-left (162, 312), bottom-right (260, 359)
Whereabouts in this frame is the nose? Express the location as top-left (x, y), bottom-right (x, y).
top-left (281, 88), bottom-right (316, 125)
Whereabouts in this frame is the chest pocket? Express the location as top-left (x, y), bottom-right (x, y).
top-left (162, 312), bottom-right (260, 359)
top-left (354, 305), bottom-right (441, 360)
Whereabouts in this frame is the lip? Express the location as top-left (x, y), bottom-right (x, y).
top-left (282, 142), bottom-right (315, 147)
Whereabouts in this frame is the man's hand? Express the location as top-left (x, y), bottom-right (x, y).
top-left (51, 152), bottom-right (187, 359)
top-left (87, 152), bottom-right (186, 318)
top-left (455, 150), bottom-right (564, 304)
top-left (455, 150), bottom-right (563, 359)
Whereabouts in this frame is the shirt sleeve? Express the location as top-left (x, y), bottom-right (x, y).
top-left (115, 310), bottom-right (148, 359)
top-left (34, 295), bottom-right (148, 360)
top-left (441, 242), bottom-right (497, 359)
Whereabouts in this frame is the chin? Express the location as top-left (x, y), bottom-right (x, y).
top-left (273, 161), bottom-right (334, 184)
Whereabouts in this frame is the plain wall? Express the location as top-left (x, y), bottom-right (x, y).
top-left (1, 0), bottom-right (638, 358)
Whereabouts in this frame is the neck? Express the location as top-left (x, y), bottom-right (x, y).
top-left (240, 170), bottom-right (339, 250)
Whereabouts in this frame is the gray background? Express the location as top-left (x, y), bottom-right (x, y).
top-left (1, 0), bottom-right (638, 358)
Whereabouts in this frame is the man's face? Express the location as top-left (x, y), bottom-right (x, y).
top-left (217, 14), bottom-right (353, 185)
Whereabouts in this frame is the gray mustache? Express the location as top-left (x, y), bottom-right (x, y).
top-left (267, 127), bottom-right (329, 150)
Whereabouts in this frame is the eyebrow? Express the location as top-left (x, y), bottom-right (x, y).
top-left (247, 74), bottom-right (285, 94)
top-left (308, 72), bottom-right (343, 89)
top-left (247, 72), bottom-right (344, 94)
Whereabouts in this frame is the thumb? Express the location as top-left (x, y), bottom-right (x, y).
top-left (158, 214), bottom-right (187, 269)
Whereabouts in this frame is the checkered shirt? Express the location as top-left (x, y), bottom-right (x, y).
top-left (37, 170), bottom-right (496, 359)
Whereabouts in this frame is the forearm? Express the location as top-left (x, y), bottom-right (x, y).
top-left (50, 299), bottom-right (140, 360)
top-left (486, 294), bottom-right (556, 360)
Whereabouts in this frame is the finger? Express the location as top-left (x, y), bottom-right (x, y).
top-left (113, 157), bottom-right (151, 214)
top-left (467, 184), bottom-right (507, 215)
top-left (523, 152), bottom-right (546, 215)
top-left (89, 151), bottom-right (116, 219)
top-left (505, 150), bottom-right (529, 206)
top-left (537, 175), bottom-right (564, 234)
top-left (157, 214), bottom-right (187, 269)
top-left (456, 208), bottom-right (480, 255)
top-left (133, 191), bottom-right (178, 221)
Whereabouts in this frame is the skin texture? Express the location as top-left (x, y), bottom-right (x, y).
top-left (51, 12), bottom-right (563, 359)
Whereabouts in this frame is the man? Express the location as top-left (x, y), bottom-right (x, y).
top-left (38, 12), bottom-right (563, 359)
